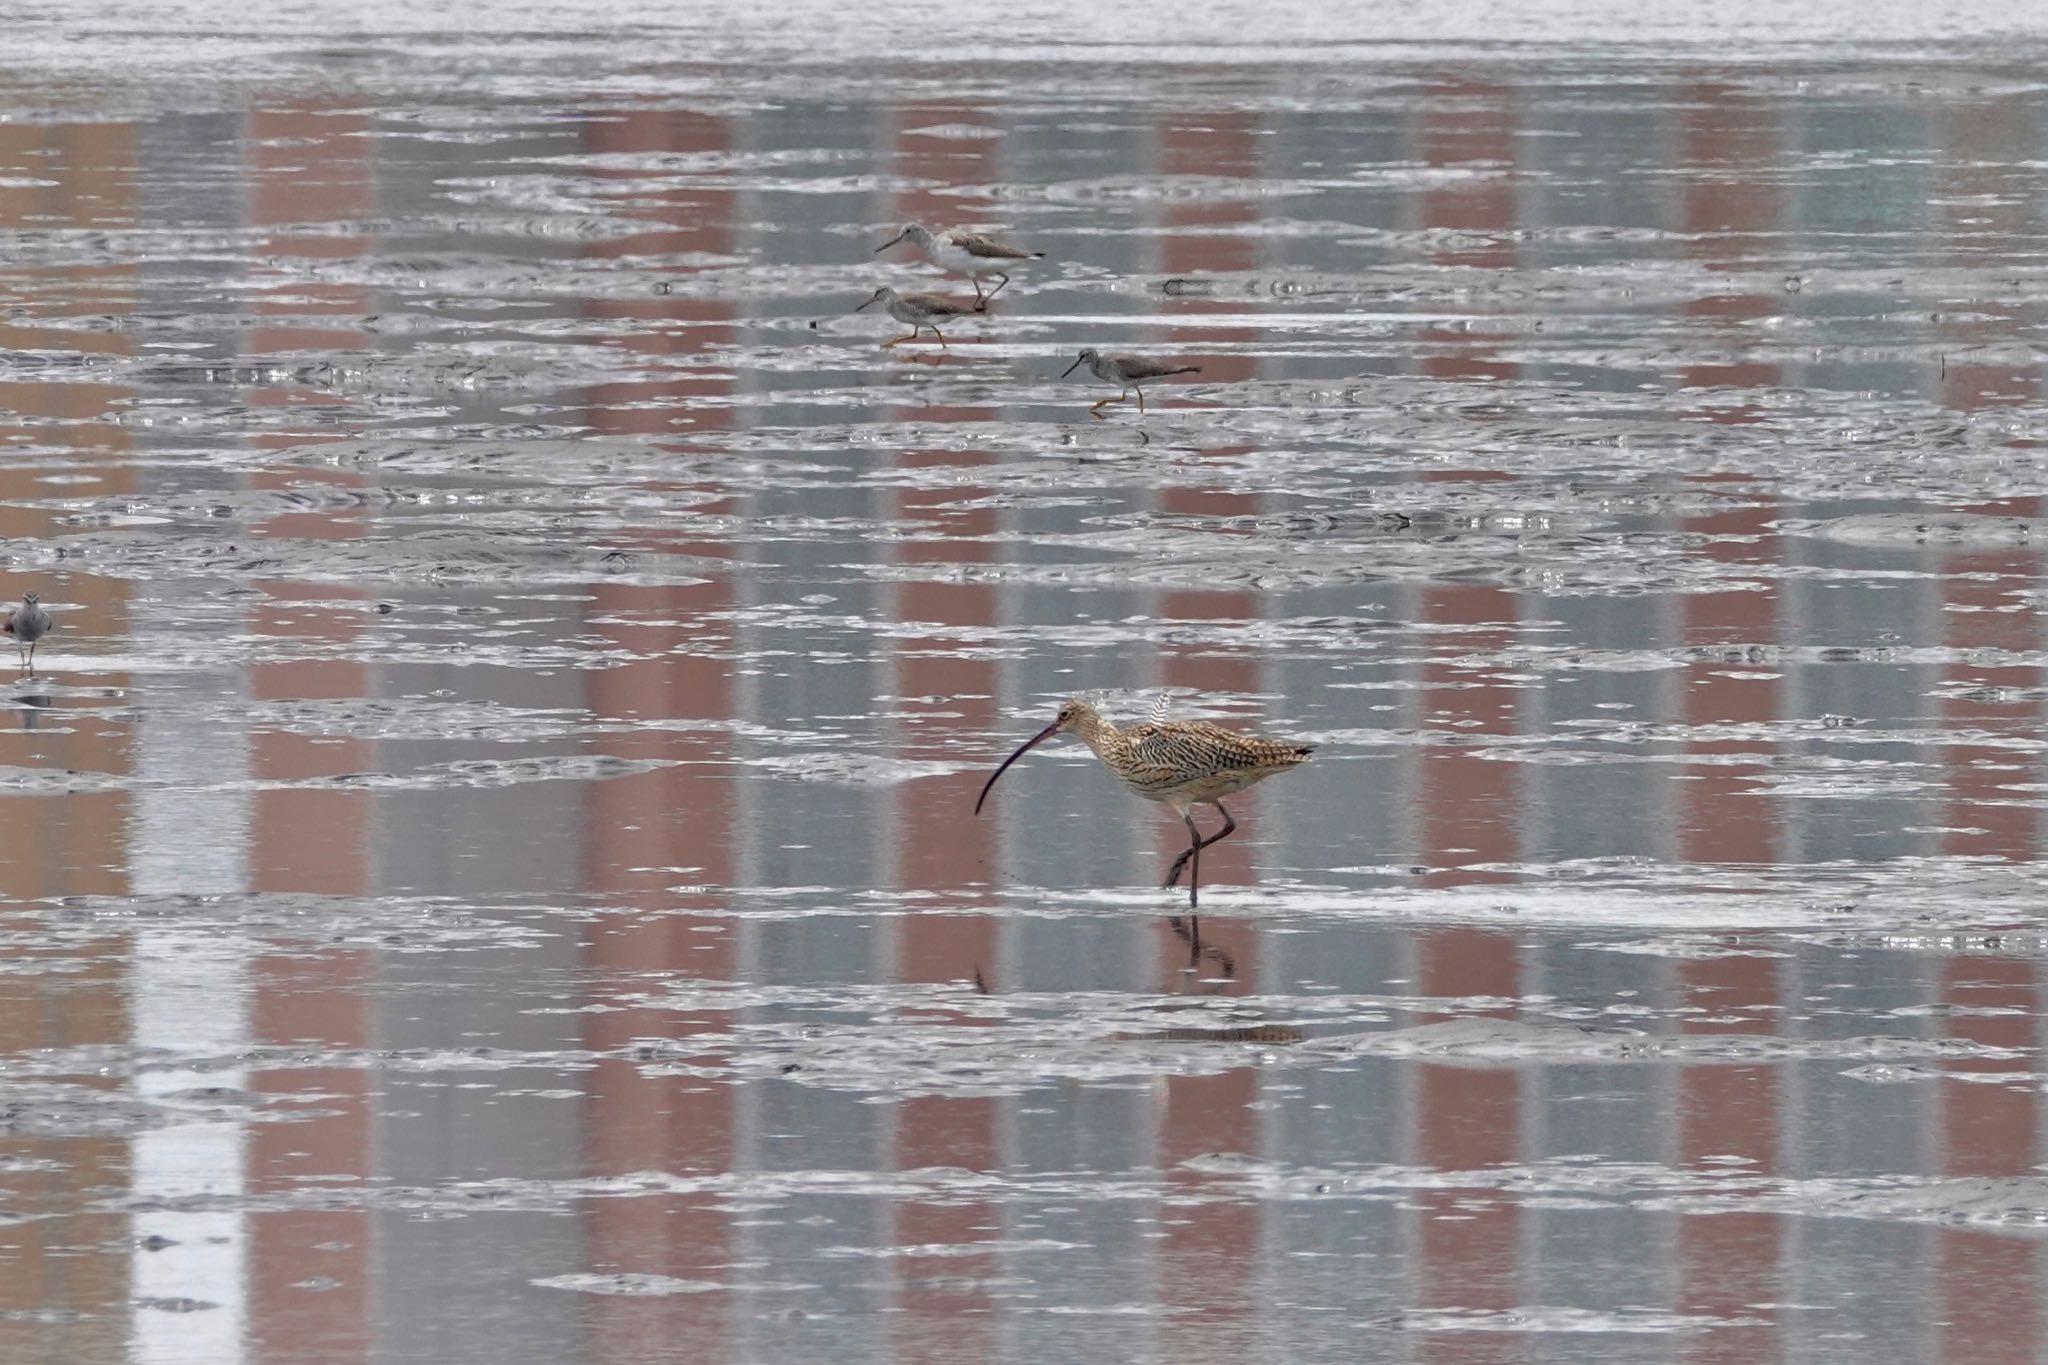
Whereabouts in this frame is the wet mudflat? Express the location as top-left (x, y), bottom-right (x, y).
top-left (4, 3), bottom-right (2048, 1361)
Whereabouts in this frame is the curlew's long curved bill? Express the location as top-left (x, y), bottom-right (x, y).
top-left (973, 721), bottom-right (1061, 815)
top-left (874, 229), bottom-right (910, 253)
top-left (1059, 355), bottom-right (1085, 378)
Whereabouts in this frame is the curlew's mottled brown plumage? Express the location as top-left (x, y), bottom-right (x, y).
top-left (2, 591), bottom-right (52, 676)
top-left (974, 697), bottom-right (1313, 908)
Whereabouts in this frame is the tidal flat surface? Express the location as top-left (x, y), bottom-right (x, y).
top-left (4, 4), bottom-right (2048, 1362)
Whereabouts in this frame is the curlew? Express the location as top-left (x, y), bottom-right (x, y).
top-left (856, 286), bottom-right (979, 349)
top-left (1061, 348), bottom-right (1202, 417)
top-left (3, 591), bottom-right (52, 676)
top-left (974, 697), bottom-right (1312, 908)
top-left (875, 223), bottom-right (1044, 306)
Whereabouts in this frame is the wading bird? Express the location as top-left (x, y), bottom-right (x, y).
top-left (856, 286), bottom-right (978, 349)
top-left (3, 591), bottom-right (52, 675)
top-left (1061, 348), bottom-right (1202, 417)
top-left (974, 697), bottom-right (1312, 908)
top-left (874, 223), bottom-right (1043, 306)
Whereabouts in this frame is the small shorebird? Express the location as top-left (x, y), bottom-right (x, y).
top-left (856, 286), bottom-right (978, 349)
top-left (3, 591), bottom-right (52, 675)
top-left (875, 223), bottom-right (1043, 306)
top-left (975, 697), bottom-right (1313, 908)
top-left (1061, 349), bottom-right (1202, 417)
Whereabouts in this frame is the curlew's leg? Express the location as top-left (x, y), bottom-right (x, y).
top-left (982, 272), bottom-right (1010, 303)
top-left (1164, 801), bottom-right (1237, 889)
top-left (882, 333), bottom-right (916, 350)
top-left (1088, 394), bottom-right (1123, 419)
top-left (1179, 808), bottom-right (1205, 908)
top-left (1134, 386), bottom-right (1146, 414)
top-left (928, 324), bottom-right (949, 350)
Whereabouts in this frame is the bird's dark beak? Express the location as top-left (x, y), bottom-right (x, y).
top-left (874, 229), bottom-right (909, 254)
top-left (974, 722), bottom-right (1061, 815)
top-left (855, 294), bottom-right (877, 312)
top-left (1060, 355), bottom-right (1084, 378)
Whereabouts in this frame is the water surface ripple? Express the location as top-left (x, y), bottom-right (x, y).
top-left (3, 9), bottom-right (2048, 1363)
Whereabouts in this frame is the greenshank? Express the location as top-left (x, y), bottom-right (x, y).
top-left (856, 286), bottom-right (978, 349)
top-left (875, 223), bottom-right (1043, 306)
top-left (3, 591), bottom-right (52, 674)
top-left (1061, 349), bottom-right (1203, 417)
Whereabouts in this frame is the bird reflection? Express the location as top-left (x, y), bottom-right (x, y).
top-left (1167, 914), bottom-right (1236, 983)
top-left (12, 687), bottom-right (52, 731)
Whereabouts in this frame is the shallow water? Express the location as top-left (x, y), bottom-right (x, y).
top-left (4, 6), bottom-right (2048, 1362)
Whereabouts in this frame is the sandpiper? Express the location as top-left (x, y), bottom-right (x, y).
top-left (875, 223), bottom-right (1043, 306)
top-left (856, 286), bottom-right (978, 349)
top-left (3, 591), bottom-right (53, 675)
top-left (1061, 349), bottom-right (1203, 417)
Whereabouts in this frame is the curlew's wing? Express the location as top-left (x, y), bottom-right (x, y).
top-left (1120, 720), bottom-right (1312, 790)
top-left (947, 231), bottom-right (1039, 261)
